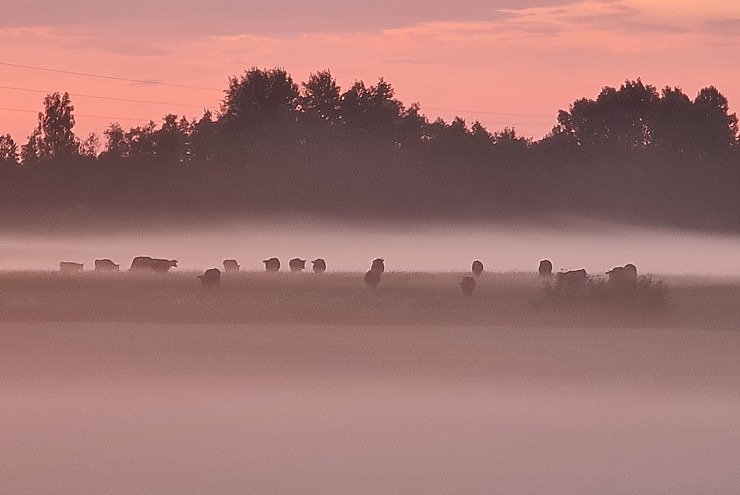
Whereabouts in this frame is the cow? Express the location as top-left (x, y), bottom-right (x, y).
top-left (471, 260), bottom-right (484, 277)
top-left (371, 258), bottom-right (385, 274)
top-left (312, 258), bottom-right (327, 274)
top-left (59, 262), bottom-right (83, 273)
top-left (538, 259), bottom-right (553, 278)
top-left (460, 276), bottom-right (476, 296)
top-left (130, 256), bottom-right (178, 273)
top-left (555, 269), bottom-right (588, 291)
top-left (94, 259), bottom-right (119, 272)
top-left (223, 259), bottom-right (240, 273)
top-left (607, 263), bottom-right (638, 290)
top-left (364, 269), bottom-right (382, 289)
top-left (198, 268), bottom-right (221, 288)
top-left (263, 257), bottom-right (280, 272)
top-left (289, 258), bottom-right (306, 273)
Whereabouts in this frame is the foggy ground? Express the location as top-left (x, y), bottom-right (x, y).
top-left (1, 322), bottom-right (739, 494)
top-left (1, 263), bottom-right (739, 493)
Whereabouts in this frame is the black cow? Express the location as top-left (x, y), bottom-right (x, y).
top-left (312, 258), bottom-right (326, 274)
top-left (371, 258), bottom-right (385, 274)
top-left (471, 260), bottom-right (484, 277)
top-left (59, 262), bottom-right (83, 273)
top-left (263, 257), bottom-right (280, 272)
top-left (289, 258), bottom-right (306, 273)
top-left (460, 276), bottom-right (476, 296)
top-left (130, 256), bottom-right (178, 273)
top-left (538, 259), bottom-right (553, 278)
top-left (223, 259), bottom-right (240, 273)
top-left (94, 259), bottom-right (119, 272)
top-left (607, 263), bottom-right (638, 290)
top-left (198, 268), bottom-right (221, 288)
top-left (364, 269), bottom-right (382, 289)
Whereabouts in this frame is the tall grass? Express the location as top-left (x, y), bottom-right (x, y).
top-left (0, 270), bottom-right (737, 328)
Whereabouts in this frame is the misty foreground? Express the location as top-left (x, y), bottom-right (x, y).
top-left (2, 273), bottom-right (739, 494)
top-left (0, 270), bottom-right (738, 328)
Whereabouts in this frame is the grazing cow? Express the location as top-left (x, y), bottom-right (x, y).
top-left (371, 258), bottom-right (385, 274)
top-left (94, 259), bottom-right (119, 272)
top-left (59, 262), bottom-right (83, 273)
top-left (364, 269), bottom-right (382, 289)
top-left (471, 260), bottom-right (484, 277)
top-left (289, 258), bottom-right (306, 273)
top-left (460, 276), bottom-right (476, 296)
top-left (130, 256), bottom-right (178, 273)
top-left (607, 263), bottom-right (638, 289)
top-left (263, 257), bottom-right (280, 272)
top-left (223, 259), bottom-right (240, 273)
top-left (555, 269), bottom-right (588, 290)
top-left (538, 259), bottom-right (553, 278)
top-left (198, 268), bottom-right (221, 288)
top-left (312, 258), bottom-right (327, 274)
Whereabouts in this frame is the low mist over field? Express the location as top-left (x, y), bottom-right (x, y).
top-left (2, 216), bottom-right (740, 275)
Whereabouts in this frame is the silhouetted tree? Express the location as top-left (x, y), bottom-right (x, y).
top-left (102, 122), bottom-right (129, 159)
top-left (79, 133), bottom-right (100, 157)
top-left (300, 69), bottom-right (341, 125)
top-left (221, 67), bottom-right (299, 130)
top-left (0, 134), bottom-right (19, 165)
top-left (35, 92), bottom-right (80, 159)
top-left (191, 110), bottom-right (219, 162)
top-left (693, 86), bottom-right (739, 156)
top-left (339, 78), bottom-right (404, 138)
top-left (152, 114), bottom-right (191, 163)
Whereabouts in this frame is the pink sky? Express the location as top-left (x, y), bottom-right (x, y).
top-left (1, 0), bottom-right (738, 144)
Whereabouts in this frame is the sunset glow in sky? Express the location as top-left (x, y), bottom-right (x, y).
top-left (1, 0), bottom-right (738, 144)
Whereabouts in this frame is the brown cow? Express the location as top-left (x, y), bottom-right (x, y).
top-left (223, 259), bottom-right (240, 273)
top-left (198, 268), bottom-right (221, 288)
top-left (94, 259), bottom-right (119, 272)
top-left (263, 257), bottom-right (280, 272)
top-left (59, 262), bottom-right (83, 273)
top-left (289, 258), bottom-right (306, 273)
top-left (130, 256), bottom-right (178, 273)
top-left (538, 259), bottom-right (553, 278)
top-left (312, 258), bottom-right (327, 274)
top-left (371, 258), bottom-right (385, 274)
top-left (471, 260), bottom-right (484, 277)
top-left (364, 269), bottom-right (382, 288)
top-left (607, 263), bottom-right (638, 289)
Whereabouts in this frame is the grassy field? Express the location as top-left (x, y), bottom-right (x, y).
top-left (1, 270), bottom-right (738, 328)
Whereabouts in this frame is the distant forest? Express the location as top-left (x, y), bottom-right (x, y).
top-left (0, 68), bottom-right (738, 231)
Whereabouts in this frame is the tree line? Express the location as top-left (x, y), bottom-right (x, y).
top-left (0, 69), bottom-right (738, 231)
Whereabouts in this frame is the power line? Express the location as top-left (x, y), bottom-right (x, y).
top-left (0, 106), bottom-right (159, 123)
top-left (0, 61), bottom-right (222, 92)
top-left (0, 85), bottom-right (215, 109)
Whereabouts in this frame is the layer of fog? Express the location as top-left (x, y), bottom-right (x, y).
top-left (2, 323), bottom-right (739, 495)
top-left (2, 217), bottom-right (739, 275)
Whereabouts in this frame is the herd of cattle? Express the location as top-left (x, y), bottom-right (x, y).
top-left (57, 256), bottom-right (639, 295)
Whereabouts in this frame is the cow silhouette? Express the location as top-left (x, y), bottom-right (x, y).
top-left (364, 269), bottom-right (382, 288)
top-left (130, 256), bottom-right (178, 273)
top-left (223, 259), bottom-right (240, 273)
top-left (198, 268), bottom-right (221, 288)
top-left (263, 258), bottom-right (280, 272)
top-left (538, 259), bottom-right (553, 278)
top-left (471, 260), bottom-right (484, 276)
top-left (312, 258), bottom-right (326, 274)
top-left (94, 259), bottom-right (119, 272)
top-left (289, 258), bottom-right (306, 273)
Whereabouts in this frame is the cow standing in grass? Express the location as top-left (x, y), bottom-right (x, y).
top-left (94, 259), bottom-right (119, 272)
top-left (364, 269), bottom-right (382, 288)
top-left (130, 256), bottom-right (178, 273)
top-left (223, 259), bottom-right (240, 273)
top-left (60, 262), bottom-right (83, 273)
top-left (312, 258), bottom-right (326, 274)
top-left (555, 269), bottom-right (588, 291)
top-left (471, 260), bottom-right (484, 276)
top-left (538, 259), bottom-right (553, 278)
top-left (607, 263), bottom-right (638, 291)
top-left (289, 258), bottom-right (306, 273)
top-left (263, 257), bottom-right (280, 272)
top-left (371, 258), bottom-right (385, 274)
top-left (198, 268), bottom-right (221, 288)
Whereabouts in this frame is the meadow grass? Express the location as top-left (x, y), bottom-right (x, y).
top-left (0, 270), bottom-right (738, 328)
